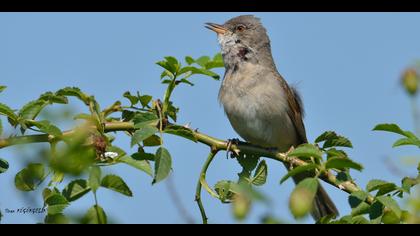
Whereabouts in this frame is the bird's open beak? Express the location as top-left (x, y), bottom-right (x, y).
top-left (205, 23), bottom-right (228, 35)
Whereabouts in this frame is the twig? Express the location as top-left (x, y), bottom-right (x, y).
top-left (195, 149), bottom-right (218, 224)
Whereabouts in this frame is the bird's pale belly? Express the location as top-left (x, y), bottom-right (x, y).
top-left (221, 88), bottom-right (299, 151)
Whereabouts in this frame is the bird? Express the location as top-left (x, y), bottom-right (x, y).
top-left (205, 15), bottom-right (338, 221)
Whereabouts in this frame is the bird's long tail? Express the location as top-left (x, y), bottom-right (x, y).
top-left (311, 184), bottom-right (339, 221)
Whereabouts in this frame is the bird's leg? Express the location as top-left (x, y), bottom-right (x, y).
top-left (285, 146), bottom-right (296, 170)
top-left (226, 138), bottom-right (241, 159)
top-left (286, 146), bottom-right (295, 155)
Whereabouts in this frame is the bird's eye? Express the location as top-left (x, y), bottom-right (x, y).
top-left (236, 25), bottom-right (246, 32)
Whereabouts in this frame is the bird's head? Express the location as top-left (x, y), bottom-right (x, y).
top-left (205, 15), bottom-right (272, 67)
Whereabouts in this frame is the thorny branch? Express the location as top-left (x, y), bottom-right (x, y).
top-left (0, 120), bottom-right (373, 206)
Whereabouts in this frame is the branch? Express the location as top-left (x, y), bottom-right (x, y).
top-left (0, 121), bottom-right (373, 204)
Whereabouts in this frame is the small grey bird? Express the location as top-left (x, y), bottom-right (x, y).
top-left (205, 15), bottom-right (338, 220)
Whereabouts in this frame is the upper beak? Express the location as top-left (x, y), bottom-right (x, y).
top-left (205, 22), bottom-right (228, 35)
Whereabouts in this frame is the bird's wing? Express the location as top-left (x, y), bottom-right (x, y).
top-left (279, 76), bottom-right (308, 144)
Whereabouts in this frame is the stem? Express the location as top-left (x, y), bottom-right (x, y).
top-left (195, 149), bottom-right (218, 224)
top-left (162, 75), bottom-right (177, 114)
top-left (155, 100), bottom-right (164, 146)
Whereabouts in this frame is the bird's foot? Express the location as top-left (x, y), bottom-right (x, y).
top-left (226, 138), bottom-right (241, 159)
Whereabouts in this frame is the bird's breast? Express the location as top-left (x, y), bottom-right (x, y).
top-left (219, 63), bottom-right (298, 150)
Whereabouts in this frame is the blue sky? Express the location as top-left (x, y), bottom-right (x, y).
top-left (1, 13), bottom-right (420, 224)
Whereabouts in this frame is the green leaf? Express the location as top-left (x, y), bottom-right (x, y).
top-left (45, 194), bottom-right (69, 215)
top-left (143, 134), bottom-right (161, 147)
top-left (289, 178), bottom-right (319, 218)
top-left (82, 205), bottom-right (107, 224)
top-left (45, 213), bottom-right (70, 224)
top-left (100, 174), bottom-right (133, 197)
top-left (366, 179), bottom-right (388, 192)
top-left (88, 166), bottom-right (101, 193)
top-left (178, 66), bottom-right (220, 80)
top-left (18, 100), bottom-right (48, 120)
top-left (123, 91), bottom-right (139, 106)
top-left (288, 144), bottom-right (323, 160)
top-left (62, 179), bottom-right (91, 202)
top-left (130, 126), bottom-right (159, 147)
top-left (366, 179), bottom-right (397, 195)
top-left (179, 78), bottom-right (194, 86)
top-left (0, 158), bottom-right (9, 174)
top-left (316, 214), bottom-right (335, 224)
top-left (29, 120), bottom-right (62, 137)
top-left (118, 155), bottom-right (153, 177)
top-left (260, 215), bottom-right (284, 224)
top-left (0, 102), bottom-right (18, 121)
top-left (163, 124), bottom-right (197, 142)
top-left (139, 95), bottom-right (152, 108)
top-left (325, 157), bottom-right (363, 171)
top-left (131, 148), bottom-right (155, 161)
top-left (132, 112), bottom-right (159, 129)
top-left (325, 148), bottom-right (348, 159)
top-left (0, 118), bottom-right (2, 136)
top-left (369, 201), bottom-right (383, 223)
top-left (14, 163), bottom-right (46, 191)
top-left (185, 56), bottom-right (195, 65)
top-left (56, 87), bottom-right (90, 105)
top-left (51, 171), bottom-right (64, 184)
top-left (121, 110), bottom-right (135, 121)
top-left (204, 60), bottom-right (224, 70)
top-left (280, 164), bottom-right (318, 184)
top-left (392, 138), bottom-right (420, 147)
top-left (376, 195), bottom-right (401, 219)
top-left (152, 147), bottom-right (172, 184)
top-left (350, 216), bottom-right (370, 224)
top-left (164, 56), bottom-right (180, 73)
top-left (195, 56), bottom-right (210, 67)
top-left (43, 187), bottom-right (60, 202)
top-left (0, 85), bottom-right (6, 93)
top-left (351, 202), bottom-right (371, 217)
top-left (348, 191), bottom-right (370, 216)
top-left (401, 177), bottom-right (418, 193)
top-left (156, 57), bottom-right (180, 75)
top-left (213, 53), bottom-right (223, 63)
top-left (38, 91), bottom-right (68, 104)
top-left (335, 171), bottom-right (353, 184)
top-left (236, 154), bottom-right (259, 172)
top-left (381, 210), bottom-right (400, 224)
top-left (315, 131), bottom-right (353, 148)
top-left (166, 102), bottom-right (179, 122)
top-left (349, 191), bottom-right (368, 204)
top-left (373, 123), bottom-right (417, 139)
top-left (160, 70), bottom-right (173, 79)
top-left (251, 160), bottom-right (268, 186)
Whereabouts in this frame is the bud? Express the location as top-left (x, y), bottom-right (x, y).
top-left (401, 68), bottom-right (419, 96)
top-left (289, 187), bottom-right (313, 218)
top-left (232, 194), bottom-right (251, 221)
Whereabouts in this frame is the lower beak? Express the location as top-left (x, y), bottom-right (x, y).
top-left (205, 22), bottom-right (228, 35)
